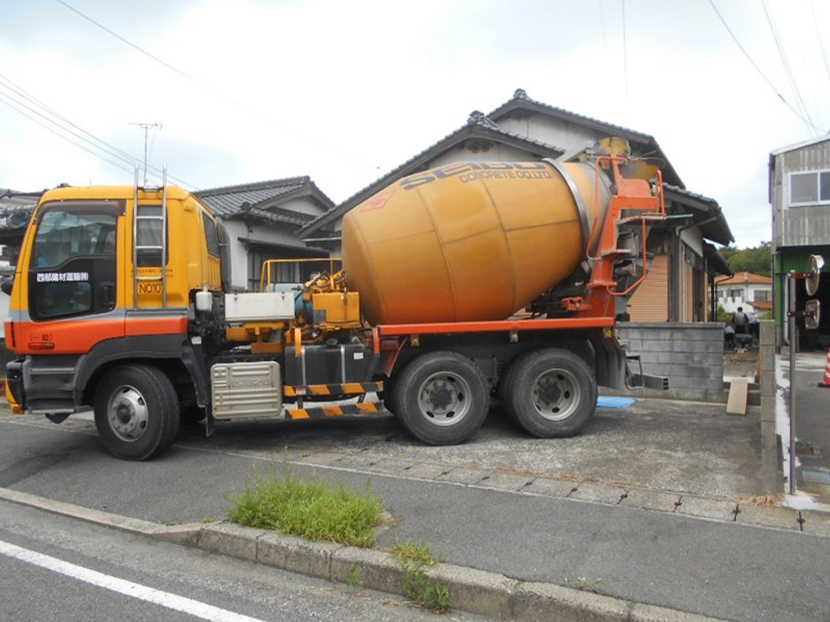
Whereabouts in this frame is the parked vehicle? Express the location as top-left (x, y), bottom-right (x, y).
top-left (3, 138), bottom-right (668, 460)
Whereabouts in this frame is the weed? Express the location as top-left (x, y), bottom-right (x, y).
top-left (201, 516), bottom-right (215, 524)
top-left (392, 539), bottom-right (443, 567)
top-left (565, 577), bottom-right (605, 593)
top-left (226, 459), bottom-right (384, 547)
top-left (401, 560), bottom-right (450, 613)
top-left (734, 494), bottom-right (781, 507)
top-left (346, 564), bottom-right (361, 589)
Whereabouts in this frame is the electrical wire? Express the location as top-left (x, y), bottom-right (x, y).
top-left (809, 0), bottom-right (830, 92)
top-left (761, 0), bottom-right (817, 136)
top-left (0, 93), bottom-right (137, 178)
top-left (52, 0), bottom-right (378, 171)
top-left (707, 0), bottom-right (822, 134)
top-left (0, 73), bottom-right (195, 188)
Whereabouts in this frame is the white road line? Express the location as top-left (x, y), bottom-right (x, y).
top-left (0, 539), bottom-right (267, 622)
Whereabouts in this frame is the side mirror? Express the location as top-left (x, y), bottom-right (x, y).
top-left (0, 279), bottom-right (13, 296)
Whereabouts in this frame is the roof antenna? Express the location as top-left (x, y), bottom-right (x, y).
top-left (129, 122), bottom-right (162, 185)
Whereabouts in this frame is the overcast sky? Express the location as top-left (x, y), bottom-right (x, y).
top-left (2, 0), bottom-right (829, 248)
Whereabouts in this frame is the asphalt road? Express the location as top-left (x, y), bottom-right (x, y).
top-left (1, 408), bottom-right (830, 621)
top-left (0, 500), bottom-right (487, 622)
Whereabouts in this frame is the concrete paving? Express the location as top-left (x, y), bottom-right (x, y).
top-left (1, 396), bottom-right (830, 621)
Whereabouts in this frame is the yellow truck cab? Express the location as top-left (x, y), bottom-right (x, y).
top-left (5, 181), bottom-right (223, 458)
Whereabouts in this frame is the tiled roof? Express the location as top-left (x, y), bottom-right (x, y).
top-left (748, 300), bottom-right (772, 311)
top-left (196, 177), bottom-right (333, 227)
top-left (488, 89), bottom-right (684, 187)
top-left (715, 271), bottom-right (772, 286)
top-left (299, 112), bottom-right (564, 236)
top-left (663, 184), bottom-right (734, 246)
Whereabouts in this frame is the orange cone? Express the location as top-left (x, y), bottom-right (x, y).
top-left (821, 349), bottom-right (830, 388)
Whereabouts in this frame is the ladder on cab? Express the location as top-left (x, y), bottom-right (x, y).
top-left (132, 166), bottom-right (168, 309)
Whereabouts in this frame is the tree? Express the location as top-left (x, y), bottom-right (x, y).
top-left (719, 242), bottom-right (771, 276)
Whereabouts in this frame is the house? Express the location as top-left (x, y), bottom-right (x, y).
top-left (299, 89), bottom-right (734, 323)
top-left (195, 176), bottom-right (335, 291)
top-left (769, 136), bottom-right (830, 347)
top-left (713, 271), bottom-right (772, 315)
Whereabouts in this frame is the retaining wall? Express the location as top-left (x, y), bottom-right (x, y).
top-left (616, 322), bottom-right (725, 402)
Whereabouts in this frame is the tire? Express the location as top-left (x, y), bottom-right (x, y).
top-left (502, 348), bottom-right (597, 438)
top-left (94, 364), bottom-right (181, 460)
top-left (394, 351), bottom-right (489, 445)
top-left (380, 374), bottom-right (400, 419)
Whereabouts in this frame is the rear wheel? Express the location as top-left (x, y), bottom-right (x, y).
top-left (94, 364), bottom-right (181, 460)
top-left (502, 349), bottom-right (596, 438)
top-left (394, 351), bottom-right (488, 445)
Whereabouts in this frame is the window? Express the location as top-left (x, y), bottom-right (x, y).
top-left (754, 290), bottom-right (770, 302)
top-left (728, 288), bottom-right (744, 301)
top-left (202, 213), bottom-right (220, 257)
top-left (30, 203), bottom-right (117, 320)
top-left (789, 171), bottom-right (830, 206)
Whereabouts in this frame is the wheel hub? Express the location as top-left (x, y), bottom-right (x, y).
top-left (107, 385), bottom-right (149, 442)
top-left (531, 369), bottom-right (580, 421)
top-left (418, 372), bottom-right (472, 426)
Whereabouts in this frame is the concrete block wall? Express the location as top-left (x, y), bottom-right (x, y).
top-left (616, 322), bottom-right (725, 401)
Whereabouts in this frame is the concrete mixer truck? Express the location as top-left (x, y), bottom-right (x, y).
top-left (3, 138), bottom-right (668, 460)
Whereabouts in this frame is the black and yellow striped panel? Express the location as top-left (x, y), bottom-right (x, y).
top-left (285, 402), bottom-right (383, 420)
top-left (284, 382), bottom-right (384, 397)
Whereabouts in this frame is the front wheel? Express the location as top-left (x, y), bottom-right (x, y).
top-left (94, 364), bottom-right (181, 460)
top-left (394, 351), bottom-right (489, 445)
top-left (501, 349), bottom-right (597, 438)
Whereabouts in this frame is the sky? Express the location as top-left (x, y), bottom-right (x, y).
top-left (1, 0), bottom-right (829, 249)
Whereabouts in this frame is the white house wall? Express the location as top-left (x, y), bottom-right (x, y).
top-left (680, 226), bottom-right (703, 257)
top-left (221, 220), bottom-right (311, 290)
top-left (429, 143), bottom-right (536, 167)
top-left (497, 115), bottom-right (606, 152)
top-left (279, 197), bottom-right (327, 218)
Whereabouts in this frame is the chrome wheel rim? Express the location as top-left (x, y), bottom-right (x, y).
top-left (531, 368), bottom-right (580, 421)
top-left (107, 384), bottom-right (149, 442)
top-left (417, 371), bottom-right (471, 427)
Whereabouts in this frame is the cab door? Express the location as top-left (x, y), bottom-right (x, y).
top-left (22, 200), bottom-right (123, 353)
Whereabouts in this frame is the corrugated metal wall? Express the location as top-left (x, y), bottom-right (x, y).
top-left (629, 254), bottom-right (669, 321)
top-left (774, 139), bottom-right (830, 248)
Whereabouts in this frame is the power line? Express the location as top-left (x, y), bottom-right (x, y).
top-left (761, 0), bottom-right (817, 136)
top-left (707, 0), bottom-right (822, 134)
top-left (0, 73), bottom-right (195, 188)
top-left (52, 0), bottom-right (378, 171)
top-left (809, 0), bottom-right (830, 92)
top-left (0, 93), bottom-right (137, 178)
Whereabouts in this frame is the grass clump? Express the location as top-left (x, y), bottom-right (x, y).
top-left (401, 561), bottom-right (450, 613)
top-left (227, 460), bottom-right (384, 547)
top-left (394, 539), bottom-right (450, 613)
top-left (393, 539), bottom-right (442, 567)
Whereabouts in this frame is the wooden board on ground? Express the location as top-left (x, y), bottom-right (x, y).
top-left (726, 378), bottom-right (749, 416)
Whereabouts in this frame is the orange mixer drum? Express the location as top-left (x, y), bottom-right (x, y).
top-left (342, 160), bottom-right (613, 325)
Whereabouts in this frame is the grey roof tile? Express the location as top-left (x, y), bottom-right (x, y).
top-left (196, 177), bottom-right (333, 227)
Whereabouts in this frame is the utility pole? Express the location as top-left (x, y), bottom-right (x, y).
top-left (129, 122), bottom-right (162, 185)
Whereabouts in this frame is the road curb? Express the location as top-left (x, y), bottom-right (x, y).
top-left (0, 486), bottom-right (724, 622)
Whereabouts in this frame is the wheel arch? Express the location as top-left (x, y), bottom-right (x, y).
top-left (76, 336), bottom-right (207, 407)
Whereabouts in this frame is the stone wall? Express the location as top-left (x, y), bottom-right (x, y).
top-left (616, 322), bottom-right (725, 401)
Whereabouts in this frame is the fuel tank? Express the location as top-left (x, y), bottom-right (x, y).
top-left (342, 160), bottom-right (613, 326)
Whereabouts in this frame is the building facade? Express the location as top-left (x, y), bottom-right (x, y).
top-left (769, 136), bottom-right (830, 347)
top-left (196, 177), bottom-right (334, 291)
top-left (713, 271), bottom-right (772, 315)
